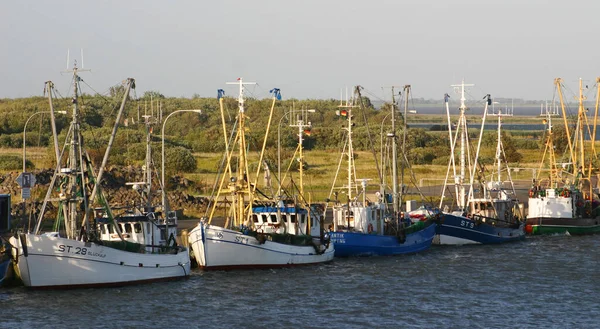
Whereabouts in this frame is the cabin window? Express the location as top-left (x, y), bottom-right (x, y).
top-left (108, 225), bottom-right (114, 234)
top-left (134, 223), bottom-right (142, 233)
top-left (125, 224), bottom-right (133, 233)
top-left (300, 214), bottom-right (305, 224)
top-left (270, 214), bottom-right (277, 223)
top-left (252, 214), bottom-right (259, 223)
top-left (261, 214), bottom-right (268, 223)
top-left (290, 214), bottom-right (297, 223)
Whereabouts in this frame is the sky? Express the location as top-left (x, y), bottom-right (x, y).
top-left (2, 0), bottom-right (600, 102)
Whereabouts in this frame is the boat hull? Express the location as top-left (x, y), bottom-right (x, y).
top-left (329, 222), bottom-right (436, 257)
top-left (435, 214), bottom-right (525, 245)
top-left (9, 234), bottom-right (190, 289)
top-left (525, 217), bottom-right (600, 235)
top-left (0, 258), bottom-right (13, 286)
top-left (188, 224), bottom-right (334, 270)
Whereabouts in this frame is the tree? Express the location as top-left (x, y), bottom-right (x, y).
top-left (142, 91), bottom-right (165, 99)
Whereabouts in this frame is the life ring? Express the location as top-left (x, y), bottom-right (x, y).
top-left (367, 223), bottom-right (374, 234)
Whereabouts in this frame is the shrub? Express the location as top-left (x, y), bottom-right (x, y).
top-left (165, 146), bottom-right (196, 173)
top-left (0, 155), bottom-right (33, 170)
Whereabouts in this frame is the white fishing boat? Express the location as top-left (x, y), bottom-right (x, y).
top-left (10, 62), bottom-right (190, 289)
top-left (188, 79), bottom-right (334, 270)
top-left (525, 78), bottom-right (600, 235)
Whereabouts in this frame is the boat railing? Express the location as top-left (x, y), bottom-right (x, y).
top-left (470, 213), bottom-right (521, 227)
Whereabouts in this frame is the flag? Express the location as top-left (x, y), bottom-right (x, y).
top-left (304, 129), bottom-right (311, 136)
top-left (340, 109), bottom-right (348, 117)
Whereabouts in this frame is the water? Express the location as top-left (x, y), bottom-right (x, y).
top-left (2, 235), bottom-right (600, 329)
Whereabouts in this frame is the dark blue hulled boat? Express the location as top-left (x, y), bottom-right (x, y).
top-left (329, 217), bottom-right (436, 257)
top-left (436, 212), bottom-right (523, 245)
top-left (436, 82), bottom-right (524, 245)
top-left (326, 89), bottom-right (436, 257)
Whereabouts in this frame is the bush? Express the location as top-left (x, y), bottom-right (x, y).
top-left (165, 146), bottom-right (196, 173)
top-left (0, 155), bottom-right (33, 170)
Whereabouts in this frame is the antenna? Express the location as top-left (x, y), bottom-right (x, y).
top-left (62, 48), bottom-right (91, 74)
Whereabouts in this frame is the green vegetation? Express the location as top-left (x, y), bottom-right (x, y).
top-left (1, 92), bottom-right (594, 202)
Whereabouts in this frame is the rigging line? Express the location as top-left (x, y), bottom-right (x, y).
top-left (360, 87), bottom-right (388, 103)
top-left (81, 79), bottom-right (117, 106)
top-left (355, 86), bottom-right (383, 185)
top-left (203, 117), bottom-right (239, 218)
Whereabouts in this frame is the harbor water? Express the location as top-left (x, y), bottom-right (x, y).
top-left (1, 234), bottom-right (599, 328)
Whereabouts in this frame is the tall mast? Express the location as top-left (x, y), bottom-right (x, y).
top-left (44, 81), bottom-right (61, 164)
top-left (401, 85), bottom-right (410, 212)
top-left (450, 80), bottom-right (474, 211)
top-left (289, 107), bottom-right (312, 198)
top-left (577, 78), bottom-right (586, 176)
top-left (225, 78), bottom-right (256, 227)
top-left (555, 78), bottom-right (576, 172)
top-left (496, 109), bottom-right (502, 183)
top-left (67, 64), bottom-right (82, 238)
top-left (347, 101), bottom-right (354, 199)
top-left (144, 115), bottom-right (153, 210)
top-left (390, 87), bottom-right (398, 214)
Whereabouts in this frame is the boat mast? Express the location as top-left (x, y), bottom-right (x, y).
top-left (451, 81), bottom-right (474, 211)
top-left (144, 115), bottom-right (153, 211)
top-left (226, 78), bottom-right (256, 227)
top-left (289, 107), bottom-right (312, 198)
top-left (44, 81), bottom-right (61, 164)
top-left (577, 78), bottom-right (586, 176)
top-left (401, 85), bottom-right (410, 212)
top-left (536, 106), bottom-right (560, 187)
top-left (390, 87), bottom-right (398, 214)
top-left (555, 78), bottom-right (576, 173)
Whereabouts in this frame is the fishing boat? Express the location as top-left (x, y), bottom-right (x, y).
top-left (326, 86), bottom-right (436, 257)
top-left (9, 63), bottom-right (190, 289)
top-left (437, 81), bottom-right (524, 244)
top-left (525, 78), bottom-right (600, 235)
top-left (188, 79), bottom-right (334, 270)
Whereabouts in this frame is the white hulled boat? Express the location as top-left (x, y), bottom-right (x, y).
top-left (188, 79), bottom-right (333, 270)
top-left (10, 63), bottom-right (190, 289)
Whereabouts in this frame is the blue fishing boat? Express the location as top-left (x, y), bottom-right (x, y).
top-left (436, 82), bottom-right (524, 245)
top-left (327, 86), bottom-right (436, 257)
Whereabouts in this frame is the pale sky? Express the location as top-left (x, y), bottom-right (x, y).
top-left (2, 0), bottom-right (599, 102)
